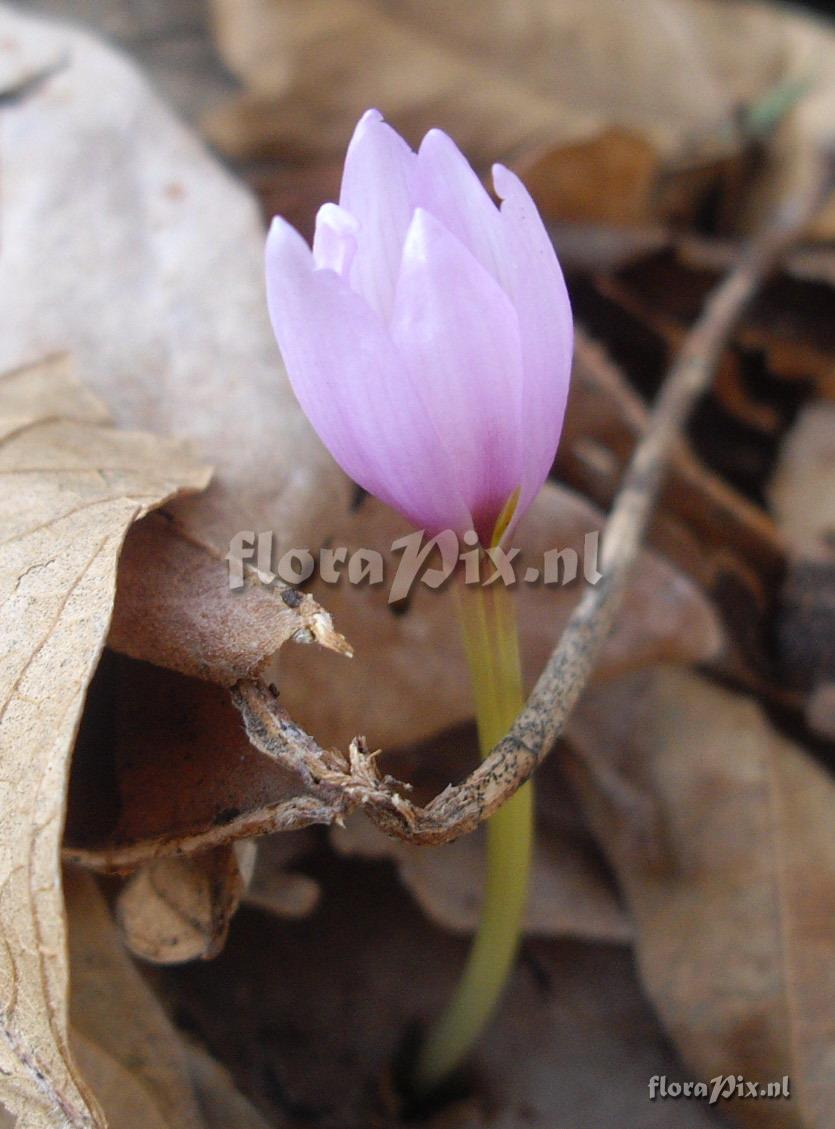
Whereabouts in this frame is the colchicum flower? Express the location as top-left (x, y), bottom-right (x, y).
top-left (266, 108), bottom-right (573, 546)
top-left (266, 109), bottom-right (574, 1095)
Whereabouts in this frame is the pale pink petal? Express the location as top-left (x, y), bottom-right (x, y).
top-left (415, 128), bottom-right (506, 288)
top-left (339, 108), bottom-right (417, 318)
top-left (390, 209), bottom-right (524, 544)
top-left (312, 203), bottom-right (359, 277)
top-left (492, 163), bottom-right (573, 516)
top-left (266, 217), bottom-right (471, 534)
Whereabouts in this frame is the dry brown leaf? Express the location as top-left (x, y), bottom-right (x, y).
top-left (67, 870), bottom-right (269, 1129)
top-left (567, 667), bottom-right (835, 1129)
top-left (109, 511), bottom-right (350, 688)
top-left (416, 0), bottom-right (835, 237)
top-left (208, 0), bottom-right (835, 234)
top-left (277, 482), bottom-right (723, 751)
top-left (67, 871), bottom-right (205, 1129)
top-left (0, 10), bottom-right (355, 868)
top-left (515, 128), bottom-right (663, 227)
top-left (0, 356), bottom-right (209, 1127)
top-left (205, 0), bottom-right (597, 164)
top-left (0, 8), bottom-right (359, 1000)
top-left (208, 0), bottom-right (742, 153)
top-left (769, 402), bottom-right (835, 739)
top-left (769, 401), bottom-right (835, 553)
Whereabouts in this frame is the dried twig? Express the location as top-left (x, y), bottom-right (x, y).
top-left (63, 694), bottom-right (396, 874)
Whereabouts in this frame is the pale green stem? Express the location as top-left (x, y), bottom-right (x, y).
top-left (413, 576), bottom-right (533, 1094)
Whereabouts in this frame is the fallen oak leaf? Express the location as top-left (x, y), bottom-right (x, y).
top-left (0, 16), bottom-right (356, 918)
top-left (66, 871), bottom-right (205, 1129)
top-left (566, 667), bottom-right (835, 1129)
top-left (205, 0), bottom-right (598, 164)
top-left (0, 355), bottom-right (210, 1127)
top-left (0, 9), bottom-right (358, 983)
top-left (208, 0), bottom-right (835, 237)
top-left (404, 0), bottom-right (835, 241)
top-left (514, 128), bottom-right (664, 228)
top-left (0, 2), bottom-right (354, 604)
top-left (67, 870), bottom-right (271, 1129)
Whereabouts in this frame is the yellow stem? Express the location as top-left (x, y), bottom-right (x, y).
top-left (413, 577), bottom-right (533, 1094)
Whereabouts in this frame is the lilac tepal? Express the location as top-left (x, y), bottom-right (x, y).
top-left (265, 109), bottom-right (573, 546)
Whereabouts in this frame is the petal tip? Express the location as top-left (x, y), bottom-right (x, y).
top-left (314, 201), bottom-right (359, 233)
top-left (267, 214), bottom-right (296, 243)
top-left (358, 107), bottom-right (384, 126)
top-left (417, 126), bottom-right (463, 169)
top-left (419, 126), bottom-right (451, 149)
top-left (491, 162), bottom-right (519, 201)
top-left (265, 216), bottom-right (313, 278)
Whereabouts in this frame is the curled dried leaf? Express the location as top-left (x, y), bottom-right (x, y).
top-left (0, 356), bottom-right (209, 1126)
top-left (116, 846), bottom-right (249, 965)
top-left (109, 511), bottom-right (350, 687)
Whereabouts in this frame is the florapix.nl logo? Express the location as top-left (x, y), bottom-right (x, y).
top-left (226, 528), bottom-right (603, 603)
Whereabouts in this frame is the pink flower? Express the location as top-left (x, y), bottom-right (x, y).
top-left (265, 109), bottom-right (573, 545)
